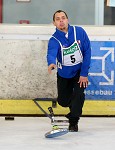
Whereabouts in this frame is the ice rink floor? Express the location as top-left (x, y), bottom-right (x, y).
top-left (0, 116), bottom-right (115, 150)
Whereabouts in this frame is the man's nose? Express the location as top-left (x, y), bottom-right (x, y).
top-left (60, 19), bottom-right (63, 22)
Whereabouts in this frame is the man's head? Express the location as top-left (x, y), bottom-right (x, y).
top-left (53, 10), bottom-right (69, 33)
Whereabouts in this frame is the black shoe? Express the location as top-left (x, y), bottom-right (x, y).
top-left (69, 124), bottom-right (78, 132)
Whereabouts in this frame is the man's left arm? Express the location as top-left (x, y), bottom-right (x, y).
top-left (79, 29), bottom-right (91, 88)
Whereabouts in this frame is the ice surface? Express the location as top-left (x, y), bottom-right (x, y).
top-left (0, 117), bottom-right (115, 150)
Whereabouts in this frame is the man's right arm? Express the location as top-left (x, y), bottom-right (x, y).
top-left (47, 38), bottom-right (59, 73)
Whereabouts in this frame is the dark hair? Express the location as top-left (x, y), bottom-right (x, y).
top-left (53, 10), bottom-right (68, 21)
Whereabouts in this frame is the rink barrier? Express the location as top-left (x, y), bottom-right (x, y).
top-left (0, 25), bottom-right (115, 116)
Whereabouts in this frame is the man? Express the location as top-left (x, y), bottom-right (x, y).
top-left (47, 10), bottom-right (91, 132)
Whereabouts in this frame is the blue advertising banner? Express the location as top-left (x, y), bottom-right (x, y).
top-left (85, 41), bottom-right (115, 100)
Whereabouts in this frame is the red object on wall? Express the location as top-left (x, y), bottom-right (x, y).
top-left (19, 20), bottom-right (30, 24)
top-left (0, 0), bottom-right (2, 23)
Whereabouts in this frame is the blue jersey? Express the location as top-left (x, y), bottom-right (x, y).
top-left (47, 25), bottom-right (91, 78)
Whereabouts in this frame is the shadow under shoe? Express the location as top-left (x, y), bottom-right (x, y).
top-left (69, 124), bottom-right (78, 132)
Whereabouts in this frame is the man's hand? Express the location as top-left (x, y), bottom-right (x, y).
top-left (48, 64), bottom-right (56, 74)
top-left (78, 76), bottom-right (88, 88)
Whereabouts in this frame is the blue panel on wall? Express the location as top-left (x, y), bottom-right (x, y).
top-left (85, 41), bottom-right (115, 100)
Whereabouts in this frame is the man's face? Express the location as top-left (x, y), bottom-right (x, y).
top-left (53, 12), bottom-right (69, 32)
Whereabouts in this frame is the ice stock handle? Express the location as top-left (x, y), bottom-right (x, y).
top-left (48, 107), bottom-right (54, 116)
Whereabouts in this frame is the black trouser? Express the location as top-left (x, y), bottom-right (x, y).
top-left (57, 73), bottom-right (85, 124)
